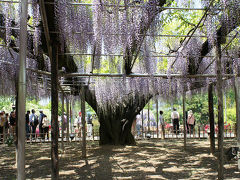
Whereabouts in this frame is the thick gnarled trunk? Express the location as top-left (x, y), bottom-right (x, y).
top-left (98, 106), bottom-right (136, 145)
top-left (84, 87), bottom-right (150, 145)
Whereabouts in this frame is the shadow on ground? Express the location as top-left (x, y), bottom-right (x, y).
top-left (0, 139), bottom-right (239, 179)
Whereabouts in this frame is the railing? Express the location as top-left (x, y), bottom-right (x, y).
top-left (0, 125), bottom-right (236, 144)
top-left (132, 125), bottom-right (236, 139)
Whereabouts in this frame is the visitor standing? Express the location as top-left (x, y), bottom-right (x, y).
top-left (187, 110), bottom-right (195, 135)
top-left (0, 111), bottom-right (5, 142)
top-left (136, 114), bottom-right (142, 137)
top-left (171, 108), bottom-right (180, 134)
top-left (87, 113), bottom-right (93, 137)
top-left (30, 109), bottom-right (38, 139)
top-left (25, 110), bottom-right (30, 140)
top-left (159, 111), bottom-right (165, 139)
top-left (78, 112), bottom-right (82, 137)
top-left (4, 113), bottom-right (9, 135)
top-left (74, 116), bottom-right (78, 130)
top-left (42, 115), bottom-right (50, 140)
top-left (9, 111), bottom-right (16, 136)
top-left (38, 110), bottom-right (45, 139)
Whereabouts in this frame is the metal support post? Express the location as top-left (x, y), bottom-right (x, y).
top-left (81, 87), bottom-right (86, 158)
top-left (183, 89), bottom-right (186, 150)
top-left (61, 93), bottom-right (64, 151)
top-left (66, 97), bottom-right (70, 142)
top-left (17, 0), bottom-right (28, 179)
top-left (156, 99), bottom-right (159, 139)
top-left (141, 110), bottom-right (144, 138)
top-left (216, 41), bottom-right (224, 180)
top-left (208, 84), bottom-right (215, 154)
top-left (233, 68), bottom-right (240, 170)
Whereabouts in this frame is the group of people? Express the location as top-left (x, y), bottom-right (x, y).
top-left (74, 112), bottom-right (94, 138)
top-left (133, 110), bottom-right (165, 138)
top-left (171, 108), bottom-right (195, 134)
top-left (0, 110), bottom-right (15, 142)
top-left (0, 109), bottom-right (51, 142)
top-left (26, 109), bottom-right (50, 140)
top-left (133, 108), bottom-right (195, 138)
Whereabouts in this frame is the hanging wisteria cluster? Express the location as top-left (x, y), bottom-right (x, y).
top-left (0, 46), bottom-right (51, 98)
top-left (32, 0), bottom-right (42, 55)
top-left (53, 0), bottom-right (240, 111)
top-left (92, 76), bottom-right (183, 112)
top-left (54, 0), bottom-right (162, 72)
top-left (0, 47), bottom-right (17, 96)
top-left (0, 1), bottom-right (52, 99)
top-left (0, 0), bottom-right (239, 111)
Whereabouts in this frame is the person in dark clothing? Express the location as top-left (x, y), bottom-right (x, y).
top-left (25, 110), bottom-right (30, 140)
top-left (29, 109), bottom-right (38, 139)
top-left (185, 111), bottom-right (189, 134)
top-left (9, 111), bottom-right (16, 136)
top-left (171, 108), bottom-right (180, 134)
top-left (87, 113), bottom-right (93, 137)
top-left (0, 111), bottom-right (4, 142)
top-left (38, 110), bottom-right (45, 139)
top-left (4, 113), bottom-right (9, 134)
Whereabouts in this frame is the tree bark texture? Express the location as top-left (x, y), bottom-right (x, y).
top-left (84, 87), bottom-right (151, 145)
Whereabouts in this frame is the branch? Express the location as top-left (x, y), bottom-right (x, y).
top-left (123, 0), bottom-right (171, 74)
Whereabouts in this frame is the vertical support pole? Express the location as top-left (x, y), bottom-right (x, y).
top-left (51, 44), bottom-right (59, 180)
top-left (148, 102), bottom-right (150, 132)
top-left (81, 87), bottom-right (86, 158)
top-left (224, 90), bottom-right (227, 124)
top-left (141, 110), bottom-right (144, 138)
top-left (183, 88), bottom-right (186, 150)
top-left (216, 41), bottom-right (224, 180)
top-left (198, 126), bottom-right (200, 139)
top-left (17, 1), bottom-right (28, 179)
top-left (233, 69), bottom-right (240, 170)
top-left (70, 99), bottom-right (73, 133)
top-left (156, 98), bottom-right (159, 139)
top-left (61, 93), bottom-right (64, 151)
top-left (208, 84), bottom-right (215, 154)
top-left (66, 96), bottom-right (70, 142)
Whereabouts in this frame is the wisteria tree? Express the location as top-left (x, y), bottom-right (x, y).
top-left (0, 0), bottom-right (240, 146)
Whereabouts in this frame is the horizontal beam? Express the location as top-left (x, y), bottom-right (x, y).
top-left (26, 68), bottom-right (51, 76)
top-left (20, 68), bottom-right (240, 80)
top-left (0, 1), bottom-right (209, 10)
top-left (63, 72), bottom-right (238, 78)
top-left (61, 53), bottom-right (231, 58)
top-left (0, 26), bottom-right (211, 38)
top-left (1, 26), bottom-right (236, 39)
top-left (0, 45), bottom-right (232, 59)
top-left (51, 32), bottom-right (210, 38)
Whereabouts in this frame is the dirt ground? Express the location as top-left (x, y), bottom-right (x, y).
top-left (0, 139), bottom-right (239, 179)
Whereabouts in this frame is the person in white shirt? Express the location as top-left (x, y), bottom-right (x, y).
top-left (171, 108), bottom-right (180, 134)
top-left (136, 114), bottom-right (142, 137)
top-left (159, 111), bottom-right (165, 139)
top-left (187, 110), bottom-right (195, 135)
